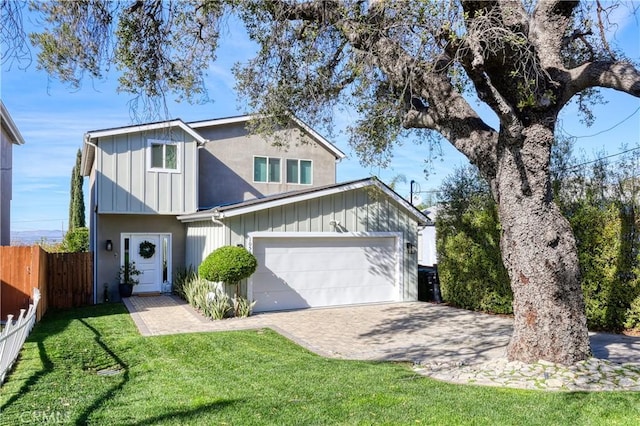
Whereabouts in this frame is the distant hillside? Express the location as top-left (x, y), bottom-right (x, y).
top-left (10, 230), bottom-right (64, 246)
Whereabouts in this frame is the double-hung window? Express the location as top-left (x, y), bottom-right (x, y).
top-left (254, 156), bottom-right (281, 182)
top-left (148, 139), bottom-right (179, 172)
top-left (286, 159), bottom-right (312, 184)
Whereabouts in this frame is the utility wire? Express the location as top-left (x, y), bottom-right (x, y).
top-left (562, 106), bottom-right (640, 139)
top-left (566, 145), bottom-right (640, 171)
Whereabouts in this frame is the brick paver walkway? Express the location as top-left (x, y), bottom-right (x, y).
top-left (123, 295), bottom-right (640, 366)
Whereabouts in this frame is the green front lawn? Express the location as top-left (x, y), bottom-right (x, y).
top-left (1, 304), bottom-right (639, 425)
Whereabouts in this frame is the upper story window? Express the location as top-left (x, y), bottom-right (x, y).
top-left (286, 159), bottom-right (312, 185)
top-left (148, 139), bottom-right (179, 172)
top-left (254, 156), bottom-right (281, 183)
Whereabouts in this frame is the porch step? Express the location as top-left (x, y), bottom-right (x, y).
top-left (134, 292), bottom-right (163, 297)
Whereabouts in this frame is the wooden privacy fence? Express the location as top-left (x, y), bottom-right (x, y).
top-left (0, 246), bottom-right (48, 321)
top-left (47, 252), bottom-right (93, 309)
top-left (0, 246), bottom-right (93, 321)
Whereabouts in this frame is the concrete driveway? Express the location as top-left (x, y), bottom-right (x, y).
top-left (124, 295), bottom-right (640, 366)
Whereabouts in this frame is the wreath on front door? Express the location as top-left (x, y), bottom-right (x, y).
top-left (139, 240), bottom-right (156, 259)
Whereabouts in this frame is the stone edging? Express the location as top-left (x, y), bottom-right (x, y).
top-left (414, 357), bottom-right (640, 391)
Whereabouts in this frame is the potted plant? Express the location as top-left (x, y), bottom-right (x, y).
top-left (117, 261), bottom-right (142, 298)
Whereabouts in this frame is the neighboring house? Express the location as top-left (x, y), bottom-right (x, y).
top-left (81, 115), bottom-right (428, 311)
top-left (418, 206), bottom-right (438, 267)
top-left (0, 102), bottom-right (25, 246)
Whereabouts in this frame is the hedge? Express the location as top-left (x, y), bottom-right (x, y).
top-left (436, 170), bottom-right (640, 331)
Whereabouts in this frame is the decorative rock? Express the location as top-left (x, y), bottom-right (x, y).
top-left (414, 357), bottom-right (640, 391)
top-left (620, 378), bottom-right (635, 386)
top-left (545, 378), bottom-right (564, 388)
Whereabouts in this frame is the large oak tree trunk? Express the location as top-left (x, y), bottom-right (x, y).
top-left (492, 122), bottom-right (591, 364)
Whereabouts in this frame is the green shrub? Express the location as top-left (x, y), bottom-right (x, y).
top-left (570, 201), bottom-right (640, 331)
top-left (436, 166), bottom-right (512, 314)
top-left (61, 227), bottom-right (89, 252)
top-left (199, 245), bottom-right (258, 293)
top-left (183, 275), bottom-right (209, 311)
top-left (199, 246), bottom-right (258, 317)
top-left (183, 275), bottom-right (232, 320)
top-left (437, 213), bottom-right (512, 314)
top-left (206, 287), bottom-right (233, 320)
top-left (624, 296), bottom-right (640, 330)
top-left (173, 266), bottom-right (197, 300)
top-left (435, 166), bottom-right (640, 330)
top-left (233, 296), bottom-right (256, 318)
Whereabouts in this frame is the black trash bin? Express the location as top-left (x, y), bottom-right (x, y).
top-left (417, 265), bottom-right (442, 303)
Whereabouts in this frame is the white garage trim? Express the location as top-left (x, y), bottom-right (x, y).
top-left (247, 232), bottom-right (404, 311)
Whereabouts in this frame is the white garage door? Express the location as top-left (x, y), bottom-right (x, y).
top-left (250, 235), bottom-right (399, 312)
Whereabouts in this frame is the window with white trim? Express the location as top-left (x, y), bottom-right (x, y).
top-left (286, 159), bottom-right (312, 184)
top-left (148, 139), bottom-right (179, 172)
top-left (254, 156), bottom-right (281, 182)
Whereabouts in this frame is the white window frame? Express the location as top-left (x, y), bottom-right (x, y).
top-left (147, 139), bottom-right (180, 173)
top-left (286, 158), bottom-right (313, 185)
top-left (253, 156), bottom-right (281, 183)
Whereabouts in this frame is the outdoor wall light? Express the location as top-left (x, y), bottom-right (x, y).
top-left (105, 240), bottom-right (113, 252)
top-left (406, 242), bottom-right (417, 254)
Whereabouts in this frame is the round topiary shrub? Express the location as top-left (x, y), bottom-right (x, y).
top-left (198, 245), bottom-right (258, 289)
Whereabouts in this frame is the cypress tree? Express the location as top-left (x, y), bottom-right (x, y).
top-left (68, 148), bottom-right (85, 229)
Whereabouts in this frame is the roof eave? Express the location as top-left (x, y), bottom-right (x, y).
top-left (80, 136), bottom-right (95, 176)
top-left (289, 116), bottom-right (346, 160)
top-left (178, 177), bottom-right (429, 226)
top-left (370, 179), bottom-right (430, 226)
top-left (86, 119), bottom-right (206, 144)
top-left (0, 101), bottom-right (26, 145)
top-left (189, 113), bottom-right (346, 161)
top-left (188, 115), bottom-right (258, 128)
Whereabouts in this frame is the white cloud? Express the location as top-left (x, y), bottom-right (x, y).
top-left (13, 181), bottom-right (60, 192)
top-left (206, 64), bottom-right (238, 93)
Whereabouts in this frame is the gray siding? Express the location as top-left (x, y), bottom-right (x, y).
top-left (184, 187), bottom-right (419, 300)
top-left (96, 128), bottom-right (197, 214)
top-left (0, 127), bottom-right (13, 245)
top-left (197, 122), bottom-right (338, 208)
top-left (184, 220), bottom-right (225, 270)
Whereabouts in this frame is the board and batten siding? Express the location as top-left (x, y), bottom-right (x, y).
top-left (185, 220), bottom-right (226, 270)
top-left (0, 128), bottom-right (14, 245)
top-left (96, 128), bottom-right (197, 214)
top-left (184, 187), bottom-right (419, 300)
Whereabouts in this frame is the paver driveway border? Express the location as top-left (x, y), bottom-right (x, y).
top-left (123, 295), bottom-right (640, 366)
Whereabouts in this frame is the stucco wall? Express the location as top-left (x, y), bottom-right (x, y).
top-left (96, 214), bottom-right (186, 302)
top-left (196, 122), bottom-right (338, 208)
top-left (184, 186), bottom-right (419, 301)
top-left (95, 127), bottom-right (198, 214)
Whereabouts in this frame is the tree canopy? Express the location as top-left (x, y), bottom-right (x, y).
top-left (3, 0), bottom-right (640, 365)
top-left (3, 1), bottom-right (635, 164)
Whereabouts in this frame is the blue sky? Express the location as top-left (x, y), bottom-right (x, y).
top-left (1, 5), bottom-right (639, 235)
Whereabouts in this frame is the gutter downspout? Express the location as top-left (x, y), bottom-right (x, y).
top-left (84, 136), bottom-right (99, 304)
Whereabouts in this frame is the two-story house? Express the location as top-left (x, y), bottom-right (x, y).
top-left (1, 102), bottom-right (25, 246)
top-left (81, 115), bottom-right (427, 312)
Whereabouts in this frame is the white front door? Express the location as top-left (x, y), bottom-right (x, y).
top-left (131, 234), bottom-right (161, 293)
top-left (123, 234), bottom-right (165, 294)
